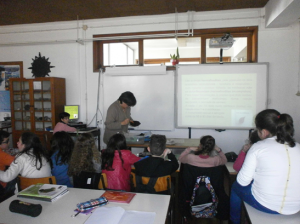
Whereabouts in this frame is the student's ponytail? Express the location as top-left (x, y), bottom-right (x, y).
top-left (196, 135), bottom-right (215, 155)
top-left (276, 114), bottom-right (295, 147)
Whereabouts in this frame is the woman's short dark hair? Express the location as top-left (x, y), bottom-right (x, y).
top-left (118, 91), bottom-right (136, 106)
top-left (255, 109), bottom-right (295, 147)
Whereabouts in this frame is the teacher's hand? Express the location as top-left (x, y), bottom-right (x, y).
top-left (121, 119), bottom-right (130, 125)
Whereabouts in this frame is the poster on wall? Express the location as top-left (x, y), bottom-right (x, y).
top-left (0, 61), bottom-right (23, 91)
top-left (0, 91), bottom-right (10, 112)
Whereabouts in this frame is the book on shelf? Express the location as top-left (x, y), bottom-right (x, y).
top-left (101, 191), bottom-right (136, 204)
top-left (17, 183), bottom-right (69, 202)
top-left (85, 206), bottom-right (156, 224)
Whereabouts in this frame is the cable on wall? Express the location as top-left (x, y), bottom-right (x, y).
top-left (296, 19), bottom-right (300, 96)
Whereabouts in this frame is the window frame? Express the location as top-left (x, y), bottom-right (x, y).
top-left (93, 27), bottom-right (258, 72)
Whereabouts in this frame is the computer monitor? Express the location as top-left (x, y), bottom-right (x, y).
top-left (64, 105), bottom-right (79, 123)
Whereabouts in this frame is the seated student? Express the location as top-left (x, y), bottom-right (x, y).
top-left (230, 109), bottom-right (300, 224)
top-left (0, 132), bottom-right (51, 184)
top-left (0, 131), bottom-right (15, 193)
top-left (50, 131), bottom-right (74, 187)
top-left (68, 133), bottom-right (101, 177)
top-left (134, 134), bottom-right (179, 179)
top-left (233, 130), bottom-right (260, 172)
top-left (179, 135), bottom-right (227, 167)
top-left (101, 133), bottom-right (140, 191)
top-left (53, 112), bottom-right (77, 134)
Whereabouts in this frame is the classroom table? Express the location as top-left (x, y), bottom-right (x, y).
top-left (128, 138), bottom-right (199, 154)
top-left (0, 188), bottom-right (170, 224)
top-left (242, 202), bottom-right (300, 224)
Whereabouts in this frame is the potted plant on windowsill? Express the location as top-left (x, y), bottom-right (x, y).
top-left (170, 47), bottom-right (180, 66)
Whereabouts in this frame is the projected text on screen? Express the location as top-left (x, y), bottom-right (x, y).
top-left (180, 73), bottom-right (256, 128)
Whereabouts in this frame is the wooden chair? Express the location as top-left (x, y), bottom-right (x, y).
top-left (98, 173), bottom-right (107, 190)
top-left (131, 173), bottom-right (173, 224)
top-left (18, 176), bottom-right (57, 191)
top-left (73, 172), bottom-right (107, 190)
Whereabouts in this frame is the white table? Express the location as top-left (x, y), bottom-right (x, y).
top-left (244, 202), bottom-right (300, 224)
top-left (0, 188), bottom-right (170, 224)
top-left (225, 162), bottom-right (237, 175)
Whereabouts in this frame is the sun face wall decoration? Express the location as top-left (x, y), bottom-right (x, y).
top-left (28, 52), bottom-right (55, 77)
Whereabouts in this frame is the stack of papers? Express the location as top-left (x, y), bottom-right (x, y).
top-left (18, 184), bottom-right (69, 202)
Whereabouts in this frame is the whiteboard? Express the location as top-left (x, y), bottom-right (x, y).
top-left (103, 71), bottom-right (175, 131)
top-left (176, 63), bottom-right (269, 129)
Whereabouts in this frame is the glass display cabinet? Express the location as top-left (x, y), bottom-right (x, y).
top-left (9, 77), bottom-right (66, 149)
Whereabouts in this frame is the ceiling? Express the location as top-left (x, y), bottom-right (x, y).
top-left (0, 0), bottom-right (269, 26)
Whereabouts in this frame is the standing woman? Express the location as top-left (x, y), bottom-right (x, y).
top-left (103, 91), bottom-right (140, 144)
top-left (50, 131), bottom-right (74, 187)
top-left (102, 133), bottom-right (140, 191)
top-left (230, 109), bottom-right (300, 224)
top-left (0, 132), bottom-right (51, 183)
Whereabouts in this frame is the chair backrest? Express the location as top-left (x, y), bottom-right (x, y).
top-left (132, 173), bottom-right (171, 195)
top-left (73, 171), bottom-right (102, 190)
top-left (98, 173), bottom-right (107, 190)
top-left (18, 176), bottom-right (57, 191)
top-left (180, 164), bottom-right (229, 220)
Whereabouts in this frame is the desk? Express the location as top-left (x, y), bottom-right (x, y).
top-left (0, 188), bottom-right (170, 224)
top-left (0, 125), bottom-right (12, 132)
top-left (224, 162), bottom-right (238, 196)
top-left (242, 202), bottom-right (300, 224)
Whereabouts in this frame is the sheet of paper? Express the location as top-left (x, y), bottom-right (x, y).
top-left (85, 207), bottom-right (124, 224)
top-left (84, 206), bottom-right (156, 224)
top-left (121, 210), bottom-right (156, 224)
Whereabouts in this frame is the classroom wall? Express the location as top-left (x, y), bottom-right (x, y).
top-left (0, 8), bottom-right (299, 153)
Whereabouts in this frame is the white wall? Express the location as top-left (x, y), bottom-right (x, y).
top-left (0, 8), bottom-right (299, 154)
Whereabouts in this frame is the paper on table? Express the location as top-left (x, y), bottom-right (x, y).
top-left (84, 206), bottom-right (156, 224)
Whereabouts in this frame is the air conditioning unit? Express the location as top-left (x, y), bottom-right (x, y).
top-left (209, 33), bottom-right (235, 49)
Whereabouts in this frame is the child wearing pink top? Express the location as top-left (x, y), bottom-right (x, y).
top-left (179, 135), bottom-right (227, 168)
top-left (233, 130), bottom-right (260, 172)
top-left (53, 112), bottom-right (77, 134)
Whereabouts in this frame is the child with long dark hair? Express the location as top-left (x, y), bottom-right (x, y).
top-left (230, 109), bottom-right (300, 224)
top-left (68, 133), bottom-right (101, 176)
top-left (101, 133), bottom-right (140, 191)
top-left (0, 132), bottom-right (51, 183)
top-left (50, 131), bottom-right (74, 187)
top-left (179, 135), bottom-right (227, 167)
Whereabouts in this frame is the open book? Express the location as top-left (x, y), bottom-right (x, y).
top-left (101, 191), bottom-right (135, 204)
top-left (18, 183), bottom-right (69, 202)
top-left (85, 206), bottom-right (156, 224)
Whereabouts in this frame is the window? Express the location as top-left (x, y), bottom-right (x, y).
top-left (103, 42), bottom-right (138, 66)
top-left (93, 27), bottom-right (257, 71)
